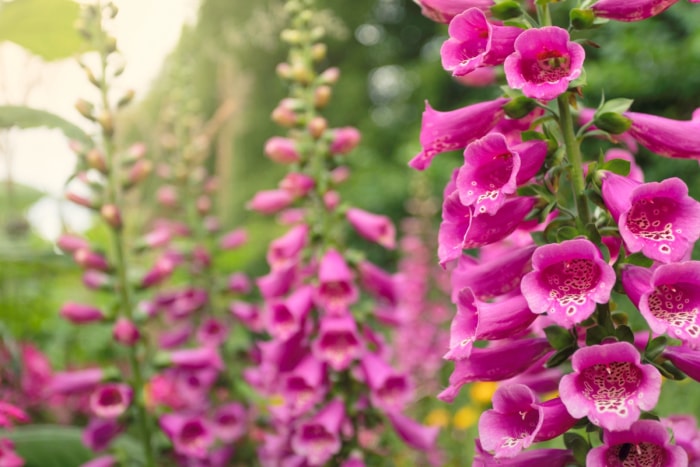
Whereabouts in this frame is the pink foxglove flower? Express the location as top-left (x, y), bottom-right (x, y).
top-left (0, 439), bottom-right (24, 467)
top-left (247, 189), bottom-right (294, 214)
top-left (291, 399), bottom-right (345, 465)
top-left (219, 228), bottom-right (247, 250)
top-left (602, 172), bottom-right (700, 263)
top-left (48, 368), bottom-right (104, 395)
top-left (504, 27), bottom-right (585, 101)
top-left (169, 347), bottom-right (223, 371)
top-left (445, 289), bottom-right (536, 360)
top-left (624, 108), bottom-right (700, 159)
top-left (592, 0), bottom-right (681, 22)
top-left (89, 383), bottom-right (133, 419)
top-left (414, 0), bottom-right (494, 23)
top-left (478, 384), bottom-right (576, 458)
top-left (113, 318), bottom-right (140, 346)
top-left (83, 418), bottom-right (122, 452)
top-left (212, 403), bottom-right (247, 443)
top-left (409, 97), bottom-right (509, 170)
top-left (360, 352), bottom-right (413, 412)
top-left (279, 354), bottom-right (327, 416)
top-left (266, 285), bottom-right (314, 341)
top-left (439, 338), bottom-right (552, 402)
top-left (160, 413), bottom-right (214, 459)
top-left (662, 415), bottom-right (700, 465)
top-left (663, 345), bottom-right (700, 382)
top-left (315, 249), bottom-right (358, 315)
top-left (474, 439), bottom-right (574, 467)
top-left (521, 238), bottom-right (615, 327)
top-left (196, 318), bottom-right (229, 347)
top-left (59, 302), bottom-right (105, 324)
top-left (559, 342), bottom-right (661, 431)
top-left (267, 225), bottom-right (309, 270)
top-left (329, 127), bottom-right (361, 155)
top-left (264, 136), bottom-right (301, 164)
top-left (312, 315), bottom-right (363, 371)
top-left (441, 8), bottom-right (522, 77)
top-left (279, 172), bottom-right (315, 198)
top-left (346, 208), bottom-right (396, 249)
top-left (623, 262), bottom-right (700, 348)
top-left (257, 263), bottom-right (296, 299)
top-left (456, 133), bottom-right (546, 215)
top-left (587, 420), bottom-right (688, 466)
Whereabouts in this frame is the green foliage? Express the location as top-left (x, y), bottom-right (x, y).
top-left (0, 0), bottom-right (84, 60)
top-left (0, 106), bottom-right (92, 147)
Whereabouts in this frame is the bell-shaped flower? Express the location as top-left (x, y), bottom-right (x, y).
top-left (60, 302), bottom-right (105, 324)
top-left (360, 352), bottom-right (413, 413)
top-left (357, 260), bottom-right (398, 306)
top-left (521, 238), bottom-right (615, 327)
top-left (441, 8), bottom-right (523, 77)
top-left (662, 415), bottom-right (700, 465)
top-left (478, 384), bottom-right (577, 458)
top-left (451, 245), bottom-right (535, 301)
top-left (409, 97), bottom-right (509, 170)
top-left (315, 249), bottom-right (358, 315)
top-left (663, 345), bottom-right (700, 382)
top-left (160, 413), bottom-right (214, 460)
top-left (602, 172), bottom-right (700, 263)
top-left (291, 399), bottom-right (345, 466)
top-left (623, 262), bottom-right (700, 348)
top-left (623, 108), bottom-right (700, 159)
top-left (414, 0), bottom-right (494, 23)
top-left (457, 134), bottom-right (546, 215)
top-left (587, 420), bottom-right (688, 466)
top-left (386, 411), bottom-right (439, 451)
top-left (169, 346), bottom-right (223, 371)
top-left (445, 289), bottom-right (537, 360)
top-left (212, 403), bottom-right (247, 443)
top-left (474, 439), bottom-right (574, 467)
top-left (89, 383), bottom-right (132, 419)
top-left (267, 225), bottom-right (309, 270)
top-left (504, 27), bottom-right (585, 101)
top-left (312, 314), bottom-right (363, 371)
top-left (48, 368), bottom-right (104, 395)
top-left (266, 285), bottom-right (314, 341)
top-left (559, 342), bottom-right (662, 432)
top-left (279, 354), bottom-right (327, 417)
top-left (592, 0), bottom-right (681, 22)
top-left (439, 338), bottom-right (552, 402)
top-left (346, 208), bottom-right (396, 249)
top-left (196, 318), bottom-right (228, 347)
top-left (257, 263), bottom-right (296, 299)
top-left (439, 190), bottom-right (536, 266)
top-left (83, 418), bottom-right (122, 452)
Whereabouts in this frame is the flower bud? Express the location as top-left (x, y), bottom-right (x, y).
top-left (75, 99), bottom-right (95, 120)
top-left (156, 185), bottom-right (178, 207)
top-left (314, 85), bottom-right (332, 108)
top-left (346, 208), bottom-right (397, 249)
top-left (74, 248), bottom-right (110, 271)
top-left (570, 8), bottom-right (596, 30)
top-left (57, 234), bottom-right (89, 253)
top-left (113, 318), bottom-right (140, 346)
top-left (100, 204), bottom-right (122, 229)
top-left (324, 190), bottom-right (340, 211)
top-left (86, 148), bottom-right (108, 173)
top-left (220, 228), bottom-right (247, 250)
top-left (311, 43), bottom-right (327, 61)
top-left (329, 127), bottom-right (361, 155)
top-left (196, 195), bottom-right (211, 215)
top-left (308, 116), bottom-right (327, 139)
top-left (117, 89), bottom-right (135, 108)
top-left (127, 142), bottom-right (147, 160)
top-left (264, 137), bottom-right (300, 164)
top-left (490, 1), bottom-right (522, 20)
top-left (330, 166), bottom-right (350, 184)
top-left (319, 67), bottom-right (340, 84)
top-left (247, 189), bottom-right (294, 214)
top-left (83, 270), bottom-right (112, 290)
top-left (66, 191), bottom-right (96, 209)
top-left (127, 159), bottom-right (152, 185)
top-left (60, 302), bottom-right (105, 324)
top-left (279, 172), bottom-right (315, 198)
top-left (593, 112), bottom-right (632, 134)
top-left (503, 96), bottom-right (537, 119)
top-left (97, 111), bottom-right (113, 137)
top-left (227, 272), bottom-right (252, 294)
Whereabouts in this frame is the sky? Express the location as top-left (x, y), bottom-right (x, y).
top-left (0, 0), bottom-right (199, 238)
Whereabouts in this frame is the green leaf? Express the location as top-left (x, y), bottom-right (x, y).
top-left (585, 325), bottom-right (608, 346)
top-left (545, 346), bottom-right (575, 368)
top-left (597, 97), bottom-right (634, 115)
top-left (0, 0), bottom-right (84, 61)
top-left (624, 252), bottom-right (654, 267)
top-left (0, 106), bottom-right (92, 147)
top-left (564, 432), bottom-right (590, 466)
top-left (615, 325), bottom-right (635, 344)
top-left (645, 335), bottom-right (667, 361)
top-left (600, 158), bottom-right (631, 176)
top-left (544, 325), bottom-right (575, 350)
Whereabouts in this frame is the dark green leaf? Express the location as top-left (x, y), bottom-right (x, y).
top-left (0, 106), bottom-right (92, 147)
top-left (645, 335), bottom-right (667, 361)
top-left (615, 325), bottom-right (635, 344)
top-left (624, 253), bottom-right (654, 267)
top-left (600, 158), bottom-right (631, 176)
top-left (545, 346), bottom-right (575, 368)
top-left (585, 325), bottom-right (608, 346)
top-left (544, 325), bottom-right (575, 350)
top-left (597, 98), bottom-right (634, 115)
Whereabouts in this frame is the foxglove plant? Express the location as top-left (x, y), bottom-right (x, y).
top-left (412, 0), bottom-right (700, 464)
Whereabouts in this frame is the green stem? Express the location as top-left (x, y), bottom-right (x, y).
top-left (557, 94), bottom-right (590, 226)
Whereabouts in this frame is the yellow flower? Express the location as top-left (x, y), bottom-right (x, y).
top-left (453, 406), bottom-right (479, 430)
top-left (425, 408), bottom-right (450, 428)
top-left (470, 382), bottom-right (498, 405)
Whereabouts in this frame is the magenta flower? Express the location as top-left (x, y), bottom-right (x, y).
top-left (264, 136), bottom-right (301, 164)
top-left (439, 338), bottom-right (552, 402)
top-left (440, 8), bottom-right (523, 77)
top-left (662, 415), bottom-right (700, 466)
top-left (247, 189), bottom-right (294, 214)
top-left (169, 346), bottom-right (223, 371)
top-left (602, 172), bottom-right (700, 263)
top-left (414, 0), bottom-right (494, 23)
top-left (312, 314), bottom-right (363, 371)
top-left (520, 238), bottom-right (615, 327)
top-left (315, 249), bottom-right (358, 315)
top-left (266, 285), bottom-right (314, 341)
top-left (444, 289), bottom-right (536, 360)
top-left (329, 127), bottom-right (361, 155)
top-left (663, 345), bottom-right (700, 382)
top-left (212, 403), bottom-right (247, 443)
top-left (82, 418), bottom-right (122, 452)
top-left (279, 354), bottom-right (327, 417)
top-left (81, 455), bottom-right (116, 467)
top-left (504, 27), bottom-right (585, 101)
top-left (113, 318), bottom-right (139, 346)
top-left (48, 368), bottom-right (104, 395)
top-left (256, 263), bottom-right (296, 299)
top-left (291, 399), bottom-right (345, 465)
top-left (623, 262), bottom-right (700, 348)
top-left (456, 133), bottom-right (547, 215)
top-left (59, 302), bottom-right (105, 324)
top-left (587, 420), bottom-right (688, 466)
top-left (474, 439), bottom-right (574, 467)
top-left (360, 352), bottom-right (413, 412)
top-left (624, 108), bottom-right (700, 159)
top-left (409, 97), bottom-right (508, 170)
top-left (0, 439), bottom-right (24, 467)
top-left (219, 228), bottom-right (247, 250)
top-left (592, 0), bottom-right (681, 22)
top-left (439, 190), bottom-right (536, 265)
top-left (160, 413), bottom-right (214, 459)
top-left (346, 208), bottom-right (396, 249)
top-left (89, 383), bottom-right (132, 419)
top-left (559, 342), bottom-right (662, 431)
top-left (478, 384), bottom-right (576, 458)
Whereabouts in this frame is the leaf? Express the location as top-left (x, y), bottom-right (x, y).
top-left (0, 106), bottom-right (92, 147)
top-left (600, 158), bottom-right (631, 176)
top-left (545, 346), bottom-right (575, 368)
top-left (544, 325), bottom-right (575, 350)
top-left (597, 97), bottom-right (634, 116)
top-left (645, 335), bottom-right (667, 361)
top-left (0, 0), bottom-right (84, 61)
top-left (624, 252), bottom-right (654, 268)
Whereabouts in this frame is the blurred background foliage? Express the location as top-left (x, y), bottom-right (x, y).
top-left (2, 0), bottom-right (700, 463)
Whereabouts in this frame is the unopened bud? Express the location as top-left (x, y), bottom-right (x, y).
top-left (196, 195), bottom-right (211, 215)
top-left (570, 8), bottom-right (596, 30)
top-left (100, 204), bottom-right (122, 229)
top-left (83, 270), bottom-right (112, 290)
top-left (264, 137), bottom-right (300, 164)
top-left (113, 318), bottom-right (140, 346)
top-left (75, 99), bottom-right (95, 120)
top-left (57, 234), bottom-right (90, 253)
top-left (84, 67), bottom-right (100, 87)
top-left (66, 191), bottom-right (96, 209)
top-left (127, 142), bottom-right (147, 160)
top-left (319, 67), bottom-right (340, 84)
top-left (503, 96), bottom-right (537, 119)
top-left (272, 102), bottom-right (298, 127)
top-left (60, 302), bottom-right (105, 324)
top-left (311, 43), bottom-right (327, 61)
top-left (86, 148), bottom-right (108, 173)
top-left (490, 1), bottom-right (522, 20)
top-left (127, 159), bottom-right (152, 185)
top-left (97, 111), bottom-right (113, 137)
top-left (156, 185), bottom-right (178, 208)
top-left (104, 36), bottom-right (118, 54)
top-left (276, 62), bottom-right (293, 79)
top-left (330, 166), bottom-right (350, 184)
top-left (281, 29), bottom-right (303, 44)
top-left (593, 112), bottom-right (632, 135)
top-left (204, 216), bottom-right (221, 233)
top-left (291, 62), bottom-right (314, 85)
top-left (279, 172), bottom-right (315, 198)
top-left (323, 190), bottom-right (340, 211)
top-left (117, 89), bottom-right (135, 108)
top-left (308, 116), bottom-right (327, 139)
top-left (74, 248), bottom-right (110, 271)
top-left (329, 127), bottom-right (361, 155)
top-left (314, 85), bottom-right (332, 108)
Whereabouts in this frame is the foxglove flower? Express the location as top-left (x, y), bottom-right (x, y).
top-left (478, 384), bottom-right (576, 458)
top-left (346, 208), bottom-right (396, 249)
top-left (279, 354), bottom-right (327, 416)
top-left (440, 8), bottom-right (523, 77)
top-left (315, 249), bottom-right (358, 315)
top-left (414, 0), bottom-right (494, 23)
top-left (504, 27), bottom-right (585, 101)
top-left (623, 262), bottom-right (700, 348)
top-left (439, 338), bottom-right (552, 402)
top-left (444, 289), bottom-right (536, 360)
top-left (212, 403), bottom-right (247, 443)
top-left (60, 302), bottom-right (105, 324)
top-left (89, 383), bottom-right (132, 419)
top-left (602, 172), bottom-right (700, 263)
top-left (219, 228), bottom-right (247, 250)
top-left (291, 399), bottom-right (345, 465)
top-left (592, 0), bottom-right (681, 22)
top-left (264, 136), bottom-right (301, 164)
top-left (624, 108), bottom-right (700, 159)
top-left (113, 318), bottom-right (140, 346)
top-left (456, 133), bottom-right (546, 215)
top-left (360, 352), bottom-right (413, 412)
top-left (329, 127), bottom-right (361, 155)
top-left (247, 189), bottom-right (294, 214)
top-left (409, 98), bottom-right (508, 170)
top-left (559, 342), bottom-right (661, 431)
top-left (312, 314), bottom-right (363, 371)
top-left (83, 418), bottom-right (122, 452)
top-left (439, 191), bottom-right (536, 265)
top-left (267, 285), bottom-right (314, 341)
top-left (662, 415), bottom-right (700, 465)
top-left (663, 345), bottom-right (700, 382)
top-left (169, 347), bottom-right (223, 371)
top-left (160, 413), bottom-right (214, 459)
top-left (521, 238), bottom-right (615, 327)
top-left (474, 439), bottom-right (574, 467)
top-left (48, 368), bottom-right (104, 395)
top-left (587, 420), bottom-right (688, 466)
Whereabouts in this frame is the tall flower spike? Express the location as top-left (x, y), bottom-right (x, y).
top-left (559, 342), bottom-right (661, 432)
top-left (601, 172), bottom-right (700, 263)
top-left (520, 238), bottom-right (615, 327)
top-left (504, 26), bottom-right (585, 101)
